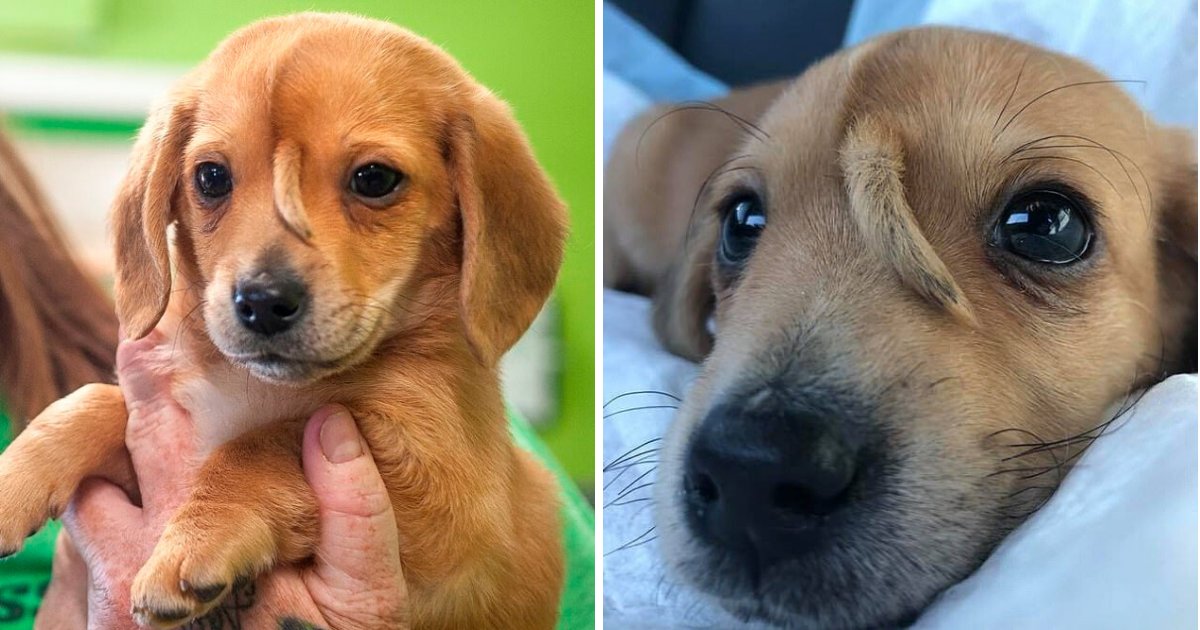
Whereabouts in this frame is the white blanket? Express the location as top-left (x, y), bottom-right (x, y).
top-left (603, 290), bottom-right (1197, 628)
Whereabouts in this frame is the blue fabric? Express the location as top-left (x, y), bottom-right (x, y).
top-left (845, 0), bottom-right (930, 45)
top-left (602, 4), bottom-right (725, 103)
top-left (845, 0), bottom-right (1198, 129)
top-left (602, 4), bottom-right (728, 159)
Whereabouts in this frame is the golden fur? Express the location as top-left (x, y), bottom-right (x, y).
top-left (0, 13), bottom-right (566, 629)
top-left (605, 27), bottom-right (1195, 627)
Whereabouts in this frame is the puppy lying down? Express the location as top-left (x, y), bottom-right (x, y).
top-left (604, 291), bottom-right (1197, 628)
top-left (604, 27), bottom-right (1196, 628)
top-left (0, 13), bottom-right (568, 629)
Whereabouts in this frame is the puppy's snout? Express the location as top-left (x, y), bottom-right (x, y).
top-left (683, 395), bottom-right (861, 558)
top-left (233, 273), bottom-right (308, 336)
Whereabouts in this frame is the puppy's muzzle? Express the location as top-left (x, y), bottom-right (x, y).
top-left (683, 390), bottom-right (864, 562)
top-left (233, 271), bottom-right (308, 337)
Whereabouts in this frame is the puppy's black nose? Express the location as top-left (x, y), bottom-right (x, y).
top-left (683, 395), bottom-right (861, 557)
top-left (233, 275), bottom-right (307, 336)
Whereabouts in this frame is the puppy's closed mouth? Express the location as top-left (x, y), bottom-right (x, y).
top-left (227, 345), bottom-right (365, 383)
top-left (232, 352), bottom-right (341, 368)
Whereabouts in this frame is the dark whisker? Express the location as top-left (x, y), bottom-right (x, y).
top-left (1005, 485), bottom-right (1058, 500)
top-left (616, 467), bottom-right (656, 495)
top-left (659, 102), bottom-right (769, 141)
top-left (997, 79), bottom-right (1146, 137)
top-left (603, 404), bottom-right (679, 420)
top-left (990, 355), bottom-right (1161, 522)
top-left (605, 526), bottom-right (658, 556)
top-left (1003, 133), bottom-right (1152, 217)
top-left (603, 390), bottom-right (682, 409)
top-left (604, 456), bottom-right (660, 475)
top-left (602, 451), bottom-right (659, 490)
top-left (684, 163), bottom-right (763, 256)
top-left (1010, 155), bottom-right (1119, 195)
top-left (172, 298), bottom-right (207, 357)
top-left (607, 496), bottom-right (655, 507)
top-left (605, 482), bottom-right (656, 509)
top-left (636, 100), bottom-right (769, 170)
top-left (604, 437), bottom-right (664, 470)
top-left (992, 56), bottom-right (1029, 132)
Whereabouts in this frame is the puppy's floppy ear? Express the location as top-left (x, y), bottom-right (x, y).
top-left (111, 83), bottom-right (197, 340)
top-left (1153, 126), bottom-right (1197, 373)
top-left (447, 89), bottom-right (568, 365)
top-left (652, 217), bottom-right (716, 362)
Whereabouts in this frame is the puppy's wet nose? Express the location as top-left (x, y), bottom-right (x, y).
top-left (683, 397), bottom-right (860, 556)
top-left (233, 275), bottom-right (307, 336)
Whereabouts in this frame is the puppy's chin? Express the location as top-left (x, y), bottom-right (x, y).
top-left (233, 353), bottom-right (349, 385)
top-left (208, 315), bottom-right (387, 386)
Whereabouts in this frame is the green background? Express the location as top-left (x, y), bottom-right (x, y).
top-left (0, 0), bottom-right (596, 482)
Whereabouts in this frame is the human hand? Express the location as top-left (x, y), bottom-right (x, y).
top-left (41, 333), bottom-right (407, 629)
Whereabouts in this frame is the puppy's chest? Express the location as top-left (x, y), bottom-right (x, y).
top-left (174, 367), bottom-right (323, 453)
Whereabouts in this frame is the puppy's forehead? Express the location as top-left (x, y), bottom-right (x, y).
top-left (749, 27), bottom-right (1150, 227)
top-left (191, 16), bottom-right (464, 153)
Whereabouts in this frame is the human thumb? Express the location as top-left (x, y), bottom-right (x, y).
top-left (301, 406), bottom-right (406, 624)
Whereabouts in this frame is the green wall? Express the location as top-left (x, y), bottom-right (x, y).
top-left (1, 0), bottom-right (595, 481)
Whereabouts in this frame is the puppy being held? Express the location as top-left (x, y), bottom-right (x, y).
top-left (605, 27), bottom-right (1195, 628)
top-left (0, 12), bottom-right (567, 629)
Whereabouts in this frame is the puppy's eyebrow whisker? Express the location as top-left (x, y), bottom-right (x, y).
top-left (635, 100), bottom-right (768, 174)
top-left (996, 78), bottom-right (1147, 138)
top-left (1003, 133), bottom-right (1152, 218)
top-left (1010, 154), bottom-right (1120, 197)
top-left (273, 140), bottom-right (313, 242)
top-left (991, 56), bottom-right (1030, 133)
top-left (684, 157), bottom-right (759, 256)
top-left (840, 116), bottom-right (977, 325)
top-left (646, 102), bottom-right (769, 143)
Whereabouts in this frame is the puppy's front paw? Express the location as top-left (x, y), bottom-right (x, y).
top-left (130, 509), bottom-right (275, 628)
top-left (0, 461), bottom-right (73, 558)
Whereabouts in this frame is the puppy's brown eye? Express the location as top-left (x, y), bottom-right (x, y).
top-left (350, 163), bottom-right (403, 199)
top-left (992, 190), bottom-right (1092, 264)
top-left (718, 194), bottom-right (766, 266)
top-left (195, 162), bottom-right (232, 199)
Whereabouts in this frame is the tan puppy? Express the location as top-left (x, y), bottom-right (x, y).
top-left (606, 27), bottom-right (1195, 628)
top-left (0, 12), bottom-right (567, 628)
